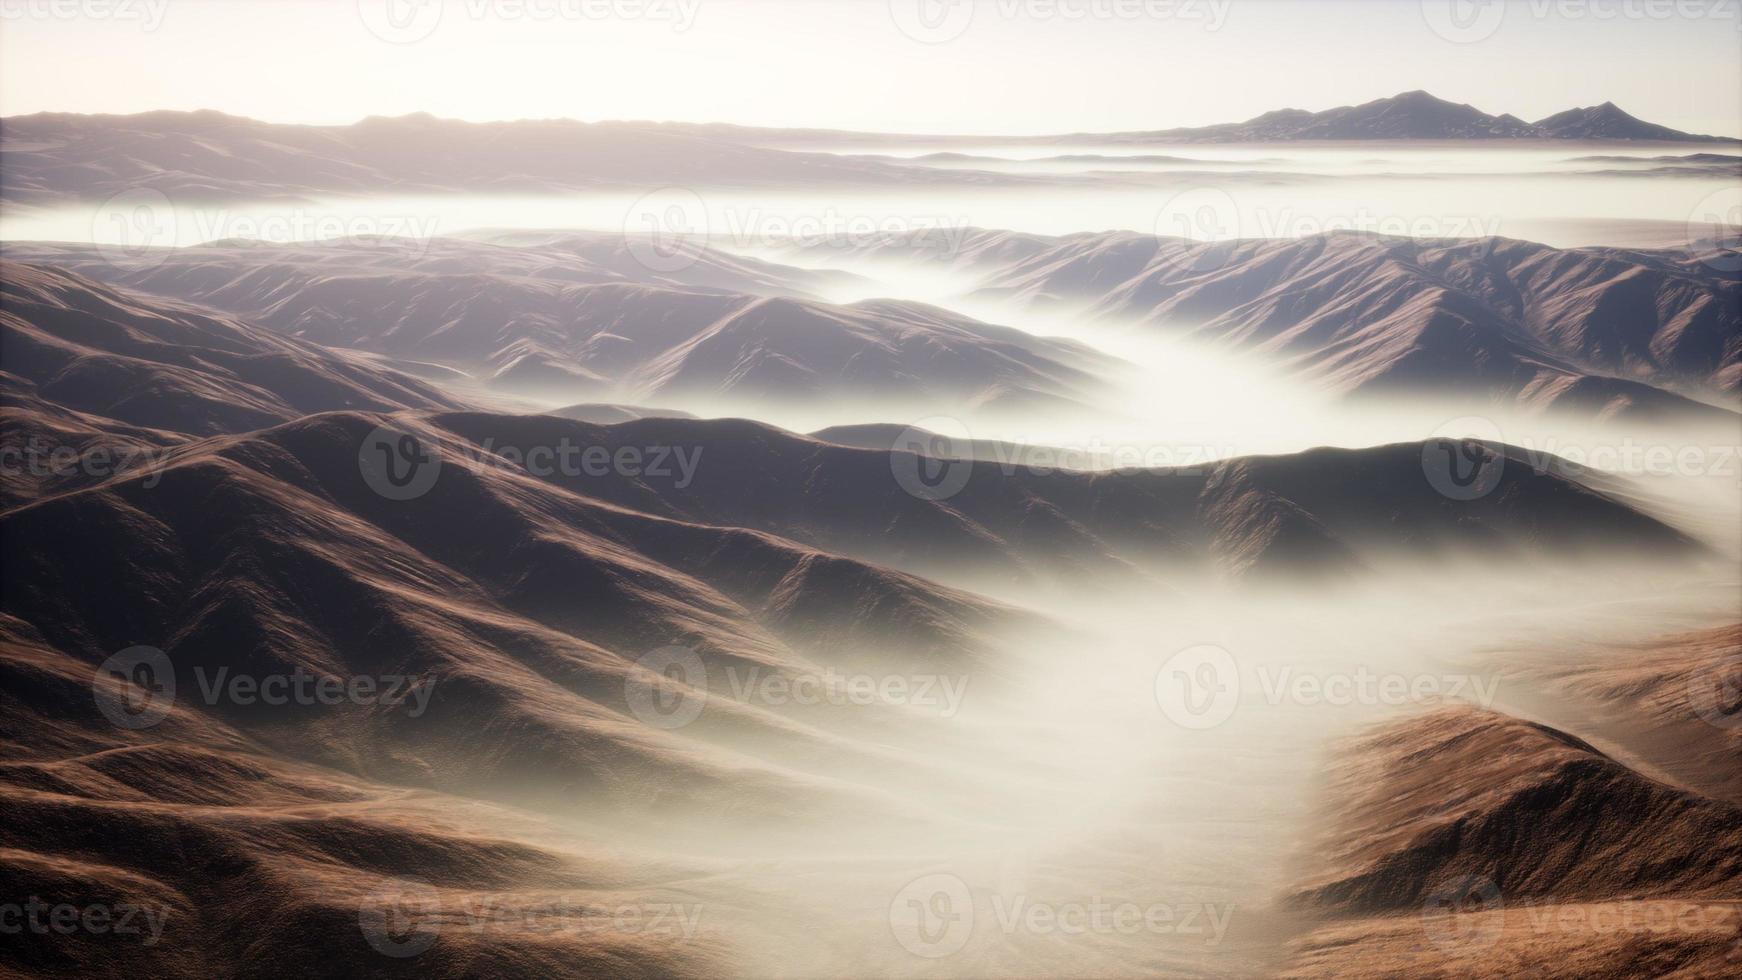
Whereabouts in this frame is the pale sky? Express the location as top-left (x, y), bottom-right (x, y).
top-left (1, 0), bottom-right (1738, 137)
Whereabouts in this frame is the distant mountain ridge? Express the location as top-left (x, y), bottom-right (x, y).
top-left (0, 92), bottom-right (1726, 206)
top-left (1083, 91), bottom-right (1728, 143)
top-left (671, 91), bottom-right (1732, 146)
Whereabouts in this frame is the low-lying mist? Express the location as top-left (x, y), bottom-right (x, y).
top-left (510, 565), bottom-right (1736, 978)
top-left (469, 272), bottom-right (1742, 563)
top-left (3, 139), bottom-right (1735, 252)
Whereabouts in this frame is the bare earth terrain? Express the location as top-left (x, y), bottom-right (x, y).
top-left (3, 91), bottom-right (1739, 977)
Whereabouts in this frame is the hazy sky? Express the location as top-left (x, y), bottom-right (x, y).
top-left (2, 0), bottom-right (1738, 136)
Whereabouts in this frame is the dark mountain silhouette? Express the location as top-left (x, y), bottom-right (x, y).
top-left (1116, 92), bottom-right (1726, 142)
top-left (1533, 101), bottom-right (1715, 142)
top-left (674, 92), bottom-right (1732, 147)
top-left (1126, 91), bottom-right (1542, 141)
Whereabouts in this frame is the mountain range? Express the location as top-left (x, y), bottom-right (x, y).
top-left (4, 87), bottom-right (1738, 977)
top-left (15, 229), bottom-right (1741, 426)
top-left (787, 229), bottom-right (1742, 422)
top-left (0, 110), bottom-right (1011, 207)
top-left (3, 221), bottom-right (1735, 977)
top-left (1079, 91), bottom-right (1730, 144)
top-left (671, 91), bottom-right (1733, 147)
top-left (4, 262), bottom-right (1699, 587)
top-left (0, 92), bottom-right (1729, 206)
top-left (3, 238), bottom-right (1117, 416)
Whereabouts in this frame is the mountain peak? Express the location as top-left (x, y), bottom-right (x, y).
top-left (1532, 100), bottom-right (1709, 140)
top-left (1165, 92), bottom-right (1723, 142)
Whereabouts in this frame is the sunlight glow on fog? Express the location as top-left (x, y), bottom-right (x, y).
top-left (563, 570), bottom-right (1739, 978)
top-left (6, 143), bottom-right (1732, 249)
top-left (1, 1), bottom-right (1738, 137)
top-left (3, 5), bottom-right (1740, 979)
